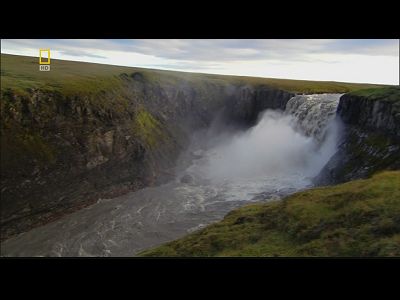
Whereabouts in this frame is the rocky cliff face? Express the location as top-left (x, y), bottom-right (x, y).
top-left (0, 74), bottom-right (293, 240)
top-left (338, 92), bottom-right (400, 137)
top-left (221, 86), bottom-right (292, 127)
top-left (315, 87), bottom-right (400, 185)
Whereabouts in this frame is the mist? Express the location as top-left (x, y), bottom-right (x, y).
top-left (187, 94), bottom-right (342, 187)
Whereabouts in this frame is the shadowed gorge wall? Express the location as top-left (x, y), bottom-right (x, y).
top-left (0, 73), bottom-right (294, 240)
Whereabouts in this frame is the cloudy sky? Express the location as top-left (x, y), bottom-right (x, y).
top-left (2, 39), bottom-right (399, 84)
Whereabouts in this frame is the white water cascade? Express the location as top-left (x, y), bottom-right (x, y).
top-left (286, 93), bottom-right (342, 142)
top-left (193, 93), bottom-right (343, 187)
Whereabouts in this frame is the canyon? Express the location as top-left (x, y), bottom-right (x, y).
top-left (1, 54), bottom-right (399, 256)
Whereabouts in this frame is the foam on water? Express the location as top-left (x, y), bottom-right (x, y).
top-left (179, 93), bottom-right (342, 203)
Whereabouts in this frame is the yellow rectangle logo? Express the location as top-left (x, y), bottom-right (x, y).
top-left (39, 49), bottom-right (51, 65)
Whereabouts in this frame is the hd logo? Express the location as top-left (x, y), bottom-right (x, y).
top-left (39, 49), bottom-right (51, 71)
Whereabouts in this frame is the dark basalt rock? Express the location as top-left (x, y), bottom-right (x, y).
top-left (315, 90), bottom-right (400, 186)
top-left (221, 85), bottom-right (294, 127)
top-left (180, 174), bottom-right (194, 184)
top-left (131, 72), bottom-right (144, 82)
top-left (337, 93), bottom-right (400, 137)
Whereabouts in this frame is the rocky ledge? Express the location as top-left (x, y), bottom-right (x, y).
top-left (315, 87), bottom-right (400, 185)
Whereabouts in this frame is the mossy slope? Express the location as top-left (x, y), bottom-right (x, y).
top-left (1, 53), bottom-right (388, 96)
top-left (348, 86), bottom-right (400, 103)
top-left (140, 171), bottom-right (400, 257)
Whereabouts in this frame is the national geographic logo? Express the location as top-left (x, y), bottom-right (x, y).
top-left (39, 49), bottom-right (51, 71)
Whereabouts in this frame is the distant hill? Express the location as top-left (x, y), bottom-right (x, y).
top-left (1, 53), bottom-right (388, 96)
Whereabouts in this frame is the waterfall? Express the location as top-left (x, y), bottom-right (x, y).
top-left (193, 93), bottom-right (343, 183)
top-left (285, 94), bottom-right (342, 143)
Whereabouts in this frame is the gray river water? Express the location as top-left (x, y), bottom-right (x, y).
top-left (1, 94), bottom-right (342, 257)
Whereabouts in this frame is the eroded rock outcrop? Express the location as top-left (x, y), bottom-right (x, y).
top-left (338, 91), bottom-right (400, 136)
top-left (315, 87), bottom-right (400, 185)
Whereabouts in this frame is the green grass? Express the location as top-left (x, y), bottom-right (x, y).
top-left (348, 86), bottom-right (400, 103)
top-left (1, 54), bottom-right (128, 96)
top-left (140, 171), bottom-right (400, 257)
top-left (132, 108), bottom-right (164, 148)
top-left (1, 53), bottom-right (389, 96)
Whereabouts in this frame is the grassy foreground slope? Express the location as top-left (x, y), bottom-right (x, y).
top-left (140, 171), bottom-right (400, 257)
top-left (1, 53), bottom-right (387, 96)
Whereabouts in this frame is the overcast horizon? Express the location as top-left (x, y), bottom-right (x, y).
top-left (1, 39), bottom-right (399, 85)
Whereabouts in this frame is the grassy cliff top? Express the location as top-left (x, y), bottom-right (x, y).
top-left (347, 86), bottom-right (400, 103)
top-left (1, 53), bottom-right (388, 96)
top-left (140, 171), bottom-right (400, 257)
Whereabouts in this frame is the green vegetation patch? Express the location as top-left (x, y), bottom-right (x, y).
top-left (1, 127), bottom-right (56, 172)
top-left (1, 54), bottom-right (126, 96)
top-left (348, 86), bottom-right (400, 103)
top-left (132, 108), bottom-right (164, 148)
top-left (140, 171), bottom-right (400, 257)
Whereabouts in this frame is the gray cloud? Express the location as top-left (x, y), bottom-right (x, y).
top-left (2, 39), bottom-right (398, 64)
top-left (106, 39), bottom-right (399, 61)
top-left (59, 49), bottom-right (107, 59)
